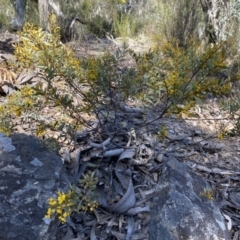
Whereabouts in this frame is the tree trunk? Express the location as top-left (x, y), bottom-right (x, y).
top-left (38, 0), bottom-right (49, 30)
top-left (200, 0), bottom-right (230, 43)
top-left (11, 0), bottom-right (64, 34)
top-left (11, 0), bottom-right (27, 29)
top-left (49, 0), bottom-right (64, 18)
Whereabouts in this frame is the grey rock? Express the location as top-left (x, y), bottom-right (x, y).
top-left (0, 133), bottom-right (69, 240)
top-left (0, 133), bottom-right (16, 152)
top-left (0, 132), bottom-right (232, 240)
top-left (149, 157), bottom-right (231, 240)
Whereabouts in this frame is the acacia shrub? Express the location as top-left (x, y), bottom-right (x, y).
top-left (0, 16), bottom-right (235, 140)
top-left (0, 16), bottom-right (138, 138)
top-left (130, 39), bottom-right (232, 117)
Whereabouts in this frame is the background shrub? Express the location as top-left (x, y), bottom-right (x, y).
top-left (1, 0), bottom-right (240, 137)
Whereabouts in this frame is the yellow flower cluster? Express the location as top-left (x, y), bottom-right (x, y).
top-left (0, 85), bottom-right (39, 135)
top-left (81, 200), bottom-right (99, 212)
top-left (0, 120), bottom-right (12, 136)
top-left (217, 128), bottom-right (228, 140)
top-left (14, 20), bottom-right (82, 80)
top-left (200, 188), bottom-right (214, 201)
top-left (3, 85), bottom-right (36, 116)
top-left (45, 190), bottom-right (74, 223)
top-left (36, 124), bottom-right (46, 138)
top-left (45, 172), bottom-right (99, 223)
top-left (85, 58), bottom-right (99, 82)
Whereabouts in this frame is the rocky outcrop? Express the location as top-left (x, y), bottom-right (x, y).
top-left (149, 157), bottom-right (231, 240)
top-left (0, 133), bottom-right (69, 240)
top-left (0, 132), bottom-right (232, 240)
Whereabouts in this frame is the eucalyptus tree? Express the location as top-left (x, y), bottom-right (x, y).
top-left (200, 0), bottom-right (231, 43)
top-left (11, 0), bottom-right (63, 30)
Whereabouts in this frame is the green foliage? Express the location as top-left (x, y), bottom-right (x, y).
top-left (154, 0), bottom-right (203, 47)
top-left (113, 12), bottom-right (138, 38)
top-left (157, 125), bottom-right (168, 140)
top-left (219, 95), bottom-right (240, 137)
top-left (25, 0), bottom-right (39, 27)
top-left (59, 0), bottom-right (113, 38)
top-left (78, 171), bottom-right (99, 211)
top-left (131, 39), bottom-right (231, 116)
top-left (0, 12), bottom-right (9, 30)
top-left (0, 0), bottom-right (206, 40)
top-left (0, 85), bottom-right (40, 136)
top-left (229, 118), bottom-right (240, 137)
top-left (14, 16), bottom-right (80, 72)
top-left (13, 18), bottom-right (85, 122)
top-left (0, 0), bottom-right (15, 30)
top-left (88, 15), bottom-right (113, 38)
top-left (60, 0), bottom-right (146, 38)
top-left (41, 136), bottom-right (61, 152)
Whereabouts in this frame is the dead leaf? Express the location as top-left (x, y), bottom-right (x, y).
top-left (126, 216), bottom-right (135, 240)
top-left (119, 148), bottom-right (135, 161)
top-left (108, 178), bottom-right (136, 214)
top-left (126, 206), bottom-right (150, 216)
top-left (90, 222), bottom-right (97, 240)
top-left (222, 213), bottom-right (232, 230)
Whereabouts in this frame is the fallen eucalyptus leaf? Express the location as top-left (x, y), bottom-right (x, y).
top-left (90, 222), bottom-right (97, 240)
top-left (126, 206), bottom-right (150, 216)
top-left (90, 137), bottom-right (111, 149)
top-left (126, 216), bottom-right (135, 240)
top-left (200, 141), bottom-right (224, 150)
top-left (103, 148), bottom-right (124, 157)
top-left (115, 160), bottom-right (129, 190)
top-left (119, 148), bottom-right (135, 161)
top-left (113, 179), bottom-right (124, 196)
top-left (108, 178), bottom-right (136, 214)
top-left (222, 213), bottom-right (232, 230)
top-left (111, 230), bottom-right (148, 240)
top-left (96, 183), bottom-right (109, 208)
top-left (106, 216), bottom-right (116, 234)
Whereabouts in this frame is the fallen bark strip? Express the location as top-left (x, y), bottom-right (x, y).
top-left (185, 161), bottom-right (240, 175)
